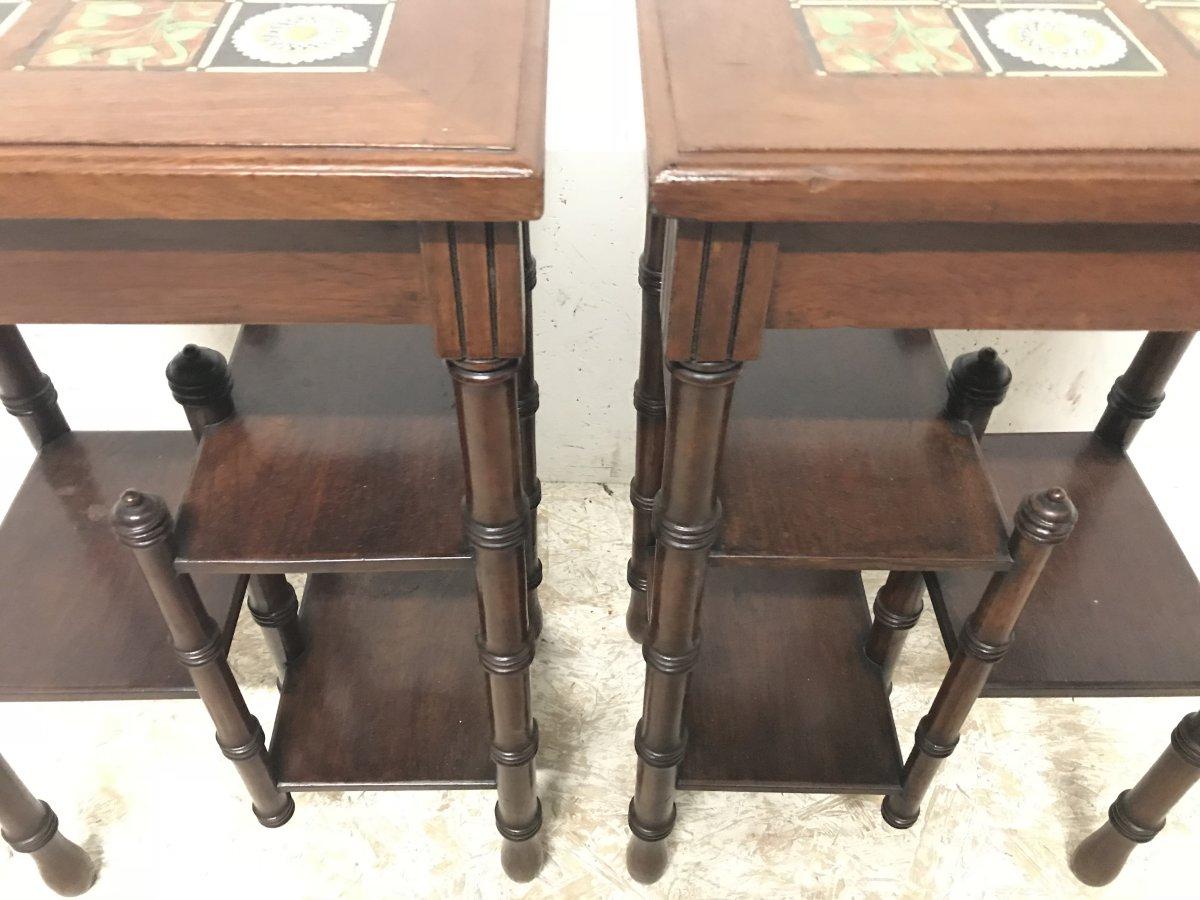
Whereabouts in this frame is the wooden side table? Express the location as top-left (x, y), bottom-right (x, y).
top-left (0, 0), bottom-right (548, 881)
top-left (629, 0), bottom-right (1200, 881)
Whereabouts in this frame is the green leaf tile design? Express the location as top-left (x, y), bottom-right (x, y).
top-left (798, 5), bottom-right (982, 74)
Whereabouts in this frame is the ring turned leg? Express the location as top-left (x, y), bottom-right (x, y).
top-left (866, 346), bottom-right (1011, 687)
top-left (1071, 712), bottom-right (1200, 886)
top-left (166, 342), bottom-right (305, 680)
top-left (111, 491), bottom-right (294, 828)
top-left (624, 214), bottom-right (668, 643)
top-left (0, 753), bottom-right (96, 896)
top-left (627, 359), bottom-right (741, 884)
top-left (1094, 331), bottom-right (1194, 450)
top-left (0, 325), bottom-right (69, 449)
top-left (518, 224), bottom-right (544, 640)
top-left (449, 358), bottom-right (544, 881)
top-left (882, 487), bottom-right (1077, 829)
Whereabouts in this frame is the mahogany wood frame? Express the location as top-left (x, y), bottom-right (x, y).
top-left (102, 221), bottom-right (545, 879)
top-left (0, 751), bottom-right (96, 896)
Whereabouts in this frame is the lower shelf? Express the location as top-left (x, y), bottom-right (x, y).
top-left (678, 568), bottom-right (903, 794)
top-left (927, 432), bottom-right (1200, 697)
top-left (271, 570), bottom-right (494, 791)
top-left (0, 431), bottom-right (245, 701)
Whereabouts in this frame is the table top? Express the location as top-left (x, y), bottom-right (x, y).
top-left (0, 0), bottom-right (547, 219)
top-left (639, 0), bottom-right (1200, 222)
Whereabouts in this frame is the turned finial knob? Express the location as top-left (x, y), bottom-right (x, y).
top-left (166, 344), bottom-right (231, 406)
top-left (1014, 486), bottom-right (1078, 545)
top-left (947, 346), bottom-right (1013, 407)
top-left (110, 490), bottom-right (172, 548)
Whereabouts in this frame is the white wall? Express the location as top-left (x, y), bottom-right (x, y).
top-left (1, 0), bottom-right (1197, 569)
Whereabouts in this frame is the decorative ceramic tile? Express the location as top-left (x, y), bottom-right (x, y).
top-left (794, 2), bottom-right (983, 74)
top-left (956, 3), bottom-right (1165, 74)
top-left (791, 0), bottom-right (1165, 75)
top-left (1152, 5), bottom-right (1200, 55)
top-left (0, 1), bottom-right (28, 40)
top-left (27, 1), bottom-right (225, 69)
top-left (197, 0), bottom-right (395, 71)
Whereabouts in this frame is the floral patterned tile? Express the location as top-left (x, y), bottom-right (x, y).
top-left (198, 1), bottom-right (395, 71)
top-left (791, 0), bottom-right (1166, 75)
top-left (26, 1), bottom-right (225, 69)
top-left (793, 3), bottom-right (984, 74)
top-left (0, 1), bottom-right (28, 40)
top-left (957, 4), bottom-right (1165, 74)
top-left (1156, 6), bottom-right (1200, 54)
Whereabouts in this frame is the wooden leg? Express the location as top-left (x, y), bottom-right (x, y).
top-left (866, 346), bottom-right (1011, 686)
top-left (882, 487), bottom-right (1077, 829)
top-left (626, 359), bottom-right (741, 884)
top-left (111, 491), bottom-right (294, 828)
top-left (166, 342), bottom-right (306, 680)
top-left (1071, 712), bottom-right (1200, 886)
top-left (0, 753), bottom-right (96, 896)
top-left (1094, 331), bottom-right (1194, 450)
top-left (449, 358), bottom-right (544, 882)
top-left (518, 224), bottom-right (544, 641)
top-left (864, 571), bottom-right (924, 691)
top-left (625, 215), bottom-right (667, 643)
top-left (0, 325), bottom-right (69, 449)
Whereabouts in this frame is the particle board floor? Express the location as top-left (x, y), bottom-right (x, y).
top-left (1, 483), bottom-right (1198, 899)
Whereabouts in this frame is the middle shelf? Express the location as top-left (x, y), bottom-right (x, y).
top-left (175, 325), bottom-right (469, 574)
top-left (712, 329), bottom-right (1011, 572)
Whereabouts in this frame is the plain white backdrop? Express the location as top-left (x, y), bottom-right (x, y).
top-left (0, 0), bottom-right (1196, 570)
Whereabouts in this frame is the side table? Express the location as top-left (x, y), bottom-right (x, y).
top-left (0, 0), bottom-right (549, 881)
top-left (629, 0), bottom-right (1200, 881)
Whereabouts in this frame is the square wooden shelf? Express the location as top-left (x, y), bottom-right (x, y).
top-left (0, 431), bottom-right (245, 701)
top-left (927, 432), bottom-right (1200, 697)
top-left (271, 570), bottom-right (494, 792)
top-left (175, 325), bottom-right (469, 575)
top-left (678, 567), bottom-right (903, 794)
top-left (713, 329), bottom-right (1010, 571)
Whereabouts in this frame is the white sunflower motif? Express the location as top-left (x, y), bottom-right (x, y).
top-left (231, 5), bottom-right (373, 65)
top-left (985, 9), bottom-right (1128, 70)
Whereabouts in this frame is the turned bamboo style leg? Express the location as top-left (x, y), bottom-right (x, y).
top-left (866, 347), bottom-right (1011, 688)
top-left (624, 214), bottom-right (668, 643)
top-left (166, 343), bottom-right (305, 680)
top-left (0, 325), bottom-right (69, 449)
top-left (1094, 331), bottom-right (1194, 449)
top-left (1071, 712), bottom-right (1200, 886)
top-left (882, 486), bottom-right (1077, 829)
top-left (111, 491), bottom-right (294, 828)
top-left (0, 753), bottom-right (96, 896)
top-left (449, 358), bottom-right (544, 882)
top-left (627, 359), bottom-right (740, 884)
top-left (518, 223), bottom-right (544, 640)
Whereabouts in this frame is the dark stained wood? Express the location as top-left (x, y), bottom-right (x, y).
top-left (0, 0), bottom-right (548, 220)
top-left (714, 329), bottom-right (1010, 570)
top-left (112, 491), bottom-right (293, 828)
top-left (0, 221), bottom-right (424, 324)
top-left (0, 325), bottom-right (68, 447)
top-left (627, 358), bottom-right (740, 885)
top-left (767, 224), bottom-right (1200, 332)
top-left (1096, 332), bottom-right (1196, 449)
top-left (639, 0), bottom-right (1200, 223)
top-left (1071, 711), bottom-right (1200, 886)
top-left (174, 325), bottom-right (468, 573)
top-left (928, 432), bottom-right (1200, 697)
top-left (678, 568), bottom-right (903, 793)
top-left (625, 213), bottom-right (667, 643)
top-left (885, 488), bottom-right (1077, 828)
top-left (0, 751), bottom-right (96, 896)
top-left (0, 431), bottom-right (244, 701)
top-left (270, 571), bottom-right (494, 791)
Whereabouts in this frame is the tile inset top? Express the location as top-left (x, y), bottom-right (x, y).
top-left (638, 0), bottom-right (1200, 222)
top-left (0, 0), bottom-right (548, 219)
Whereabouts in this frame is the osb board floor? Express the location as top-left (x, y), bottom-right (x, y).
top-left (1, 482), bottom-right (1198, 898)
